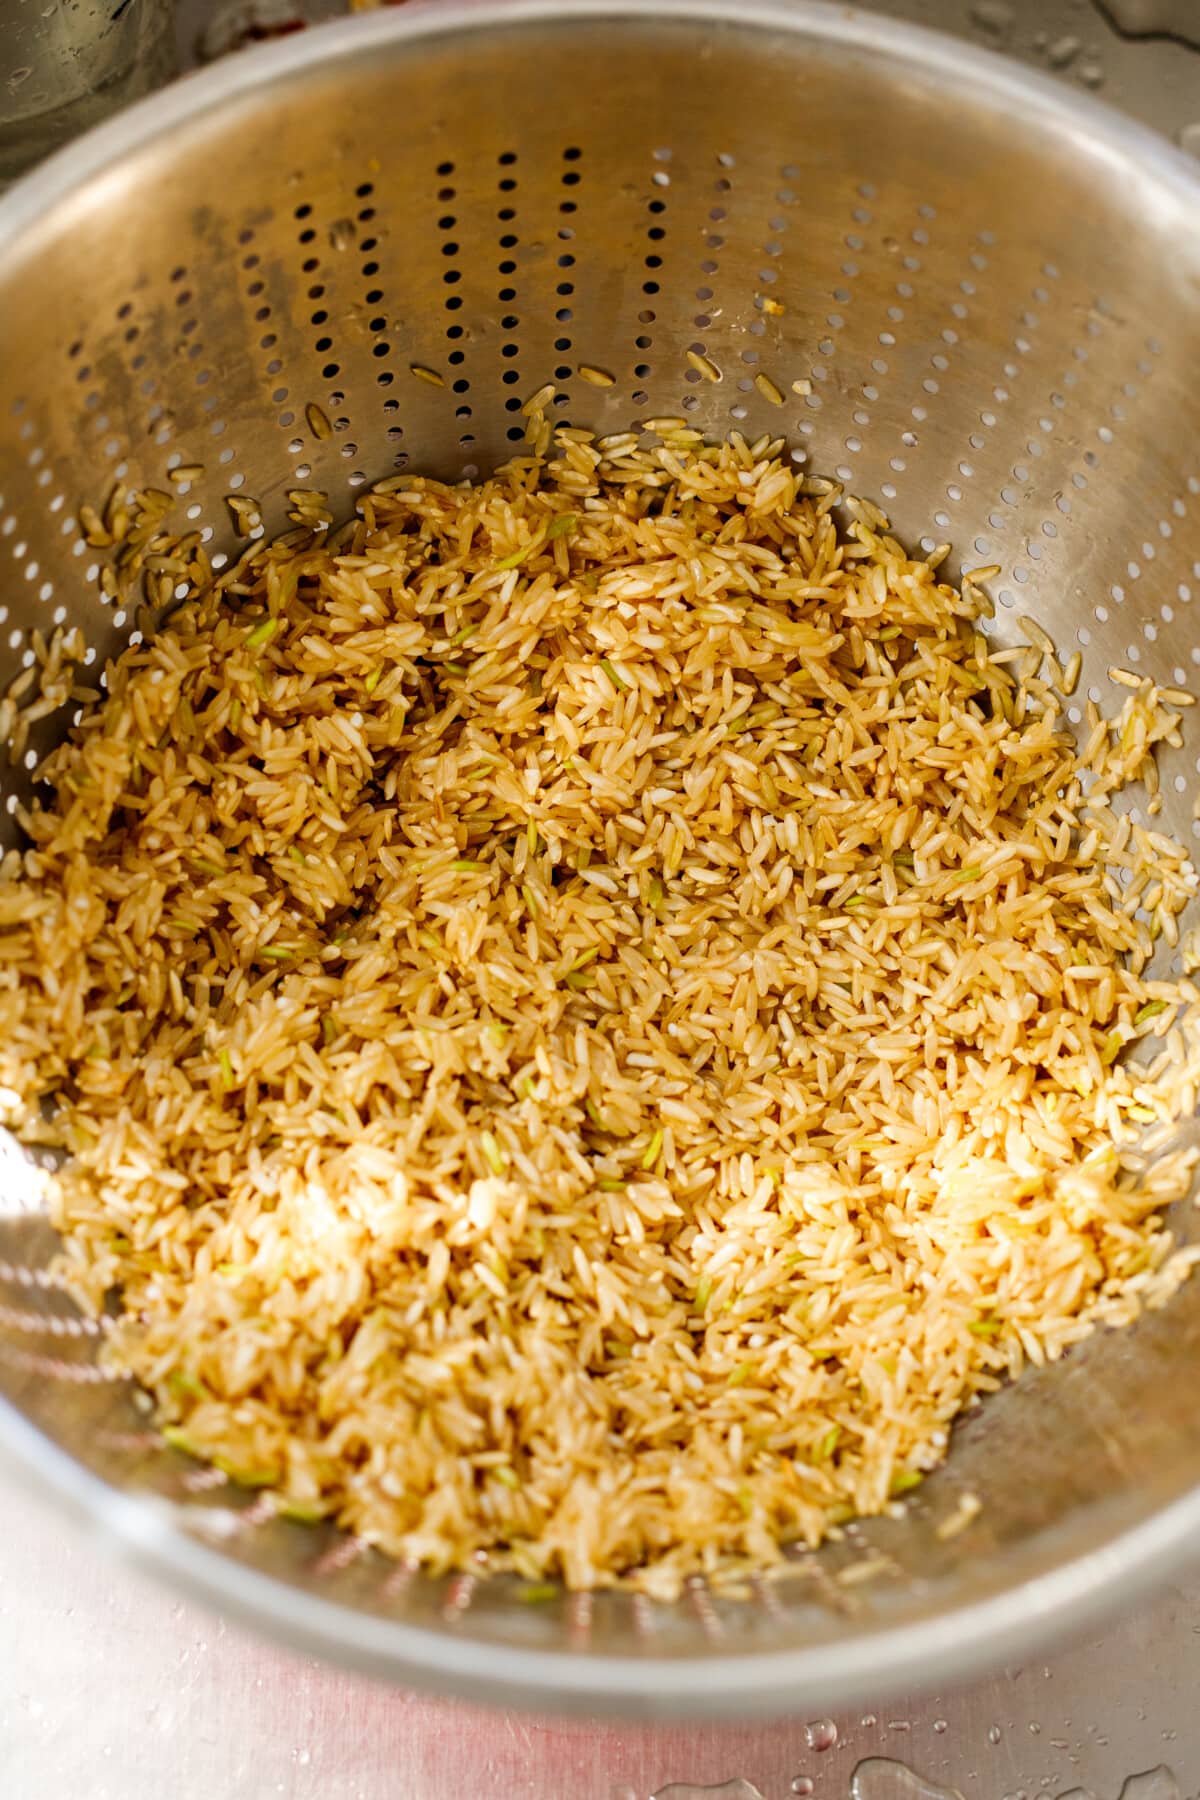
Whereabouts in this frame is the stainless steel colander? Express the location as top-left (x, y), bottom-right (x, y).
top-left (1, 0), bottom-right (1199, 1719)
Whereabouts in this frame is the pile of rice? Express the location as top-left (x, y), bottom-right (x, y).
top-left (2, 418), bottom-right (1200, 1596)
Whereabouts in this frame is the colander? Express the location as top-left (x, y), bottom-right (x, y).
top-left (1, 0), bottom-right (1199, 1721)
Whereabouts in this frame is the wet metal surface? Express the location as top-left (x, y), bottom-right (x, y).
top-left (2, 1470), bottom-right (1198, 1796)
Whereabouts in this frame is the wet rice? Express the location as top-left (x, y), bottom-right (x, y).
top-left (1, 424), bottom-right (1198, 1595)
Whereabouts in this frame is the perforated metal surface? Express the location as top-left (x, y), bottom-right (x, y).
top-left (0, 0), bottom-right (1199, 1716)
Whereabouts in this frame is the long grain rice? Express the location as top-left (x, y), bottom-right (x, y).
top-left (0, 426), bottom-right (1198, 1596)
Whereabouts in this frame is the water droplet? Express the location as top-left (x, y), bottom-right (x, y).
top-left (1178, 123), bottom-right (1200, 159)
top-left (1045, 35), bottom-right (1080, 67)
top-left (968, 0), bottom-right (1014, 37)
top-left (988, 1727), bottom-right (1002, 1746)
top-left (1056, 1776), bottom-right (1179, 1800)
top-left (933, 1721), bottom-right (948, 1735)
top-left (806, 1720), bottom-right (839, 1754)
top-left (1100, 0), bottom-right (1200, 45)
top-left (851, 1758), bottom-right (965, 1800)
top-left (1118, 1770), bottom-right (1180, 1800)
top-left (863, 1715), bottom-right (879, 1728)
top-left (792, 1780), bottom-right (815, 1797)
top-left (328, 218), bottom-right (356, 253)
top-left (652, 1784), bottom-right (767, 1800)
top-left (1077, 58), bottom-right (1105, 88)
top-left (1030, 1723), bottom-right (1042, 1735)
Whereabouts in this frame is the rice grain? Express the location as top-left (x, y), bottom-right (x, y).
top-left (1, 427), bottom-right (1198, 1596)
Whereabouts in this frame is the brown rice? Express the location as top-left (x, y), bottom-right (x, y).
top-left (0, 423), bottom-right (1198, 1596)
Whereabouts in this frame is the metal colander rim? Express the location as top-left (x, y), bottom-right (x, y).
top-left (0, 0), bottom-right (1197, 255)
top-left (7, 1389), bottom-right (1200, 1713)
